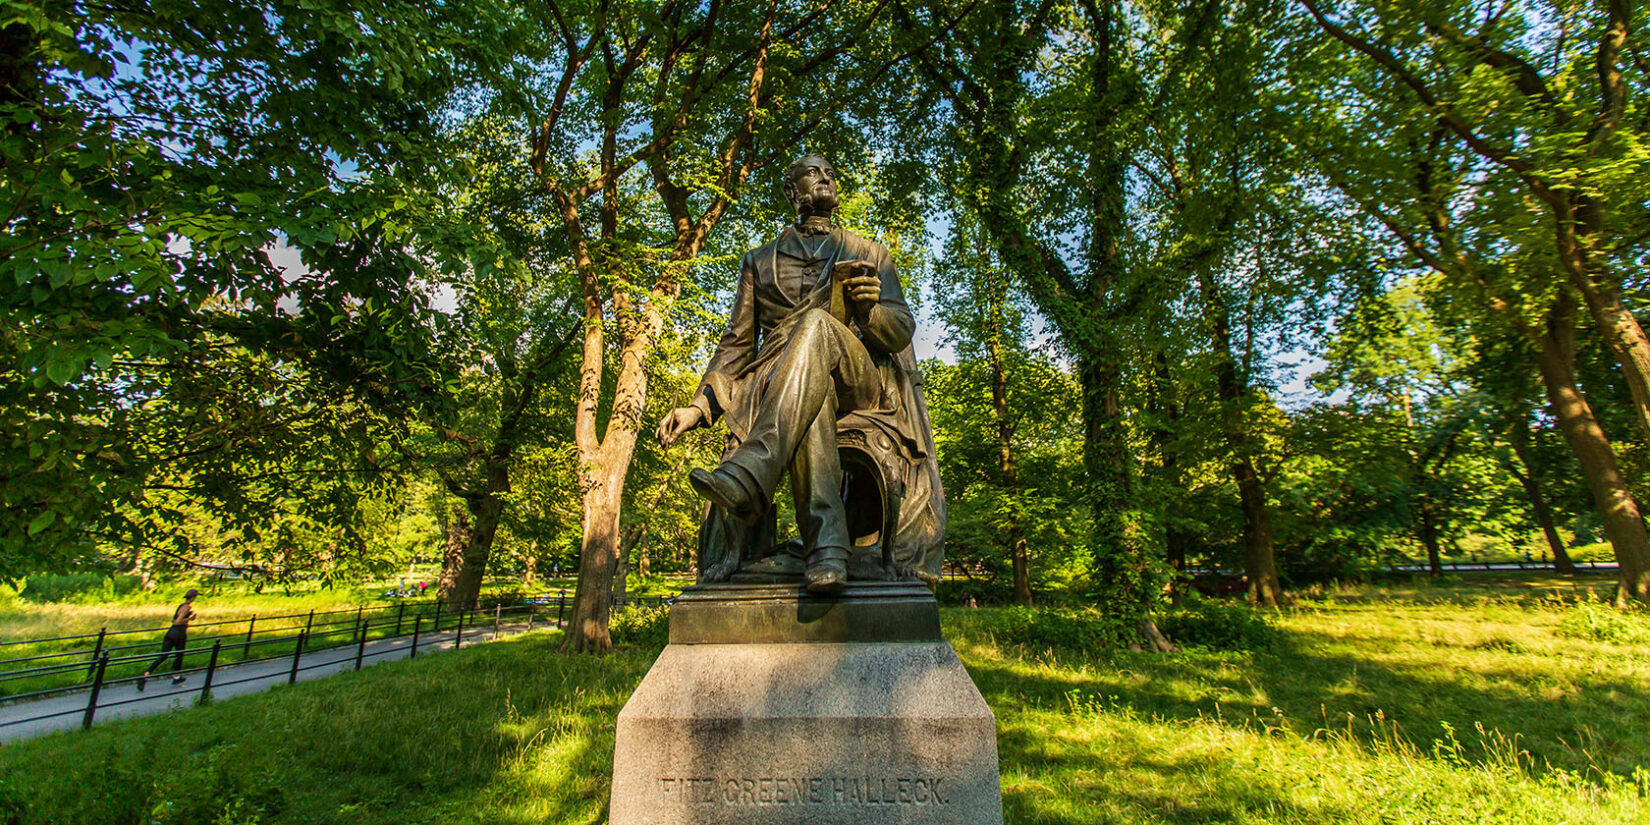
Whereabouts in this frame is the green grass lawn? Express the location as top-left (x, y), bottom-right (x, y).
top-left (1, 576), bottom-right (1645, 824)
top-left (0, 577), bottom-right (604, 698)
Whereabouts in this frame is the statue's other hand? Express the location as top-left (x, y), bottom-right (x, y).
top-left (658, 406), bottom-right (706, 447)
top-left (843, 271), bottom-right (881, 314)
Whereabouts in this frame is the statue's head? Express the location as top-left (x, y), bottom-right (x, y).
top-left (783, 154), bottom-right (838, 219)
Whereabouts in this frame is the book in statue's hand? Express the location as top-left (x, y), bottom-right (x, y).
top-left (829, 259), bottom-right (873, 324)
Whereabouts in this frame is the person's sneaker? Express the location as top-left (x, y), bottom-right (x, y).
top-left (171, 676), bottom-right (186, 685)
top-left (136, 675), bottom-right (147, 692)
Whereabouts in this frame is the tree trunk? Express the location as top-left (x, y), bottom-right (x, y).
top-left (564, 474), bottom-right (625, 653)
top-left (1194, 265), bottom-right (1283, 605)
top-left (1505, 437), bottom-right (1575, 574)
top-left (1079, 351), bottom-right (1157, 623)
top-left (1570, 276), bottom-right (1650, 445)
top-left (1148, 351), bottom-right (1189, 594)
top-left (437, 506), bottom-right (470, 602)
top-left (987, 315), bottom-right (1032, 606)
top-left (451, 490), bottom-right (502, 610)
top-left (1557, 210), bottom-right (1650, 444)
top-left (1235, 456), bottom-right (1283, 604)
top-left (522, 544), bottom-right (539, 589)
top-left (1417, 493), bottom-right (1444, 576)
top-left (1529, 300), bottom-right (1650, 604)
top-left (612, 544), bottom-right (630, 604)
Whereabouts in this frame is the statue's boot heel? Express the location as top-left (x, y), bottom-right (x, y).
top-left (689, 467), bottom-right (757, 519)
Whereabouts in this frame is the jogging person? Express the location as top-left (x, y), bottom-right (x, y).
top-left (137, 588), bottom-right (199, 691)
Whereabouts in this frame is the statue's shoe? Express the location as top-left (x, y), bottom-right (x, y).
top-left (804, 558), bottom-right (848, 593)
top-left (689, 467), bottom-right (757, 519)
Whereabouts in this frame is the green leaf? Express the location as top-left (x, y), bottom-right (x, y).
top-left (27, 510), bottom-right (56, 536)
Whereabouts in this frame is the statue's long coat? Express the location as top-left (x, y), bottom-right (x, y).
top-left (690, 225), bottom-right (945, 582)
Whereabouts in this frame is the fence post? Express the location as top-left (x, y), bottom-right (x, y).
top-left (82, 652), bottom-right (110, 730)
top-left (354, 606), bottom-right (364, 642)
top-left (288, 631), bottom-right (306, 685)
top-left (411, 616), bottom-right (422, 659)
top-left (201, 640), bottom-right (222, 702)
top-left (243, 615), bottom-right (256, 658)
top-left (433, 600), bottom-right (443, 633)
top-left (86, 627), bottom-right (107, 681)
top-left (556, 590), bottom-right (566, 629)
top-left (494, 604), bottom-right (501, 640)
top-left (396, 602), bottom-right (405, 636)
top-left (355, 621), bottom-right (368, 671)
top-left (454, 606), bottom-right (466, 650)
top-left (303, 609), bottom-right (315, 638)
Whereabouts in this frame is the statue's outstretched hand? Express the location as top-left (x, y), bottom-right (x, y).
top-left (657, 406), bottom-right (707, 447)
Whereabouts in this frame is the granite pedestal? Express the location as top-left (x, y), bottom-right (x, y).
top-left (609, 581), bottom-right (1002, 825)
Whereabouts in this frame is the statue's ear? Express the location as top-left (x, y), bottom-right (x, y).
top-left (782, 179), bottom-right (797, 209)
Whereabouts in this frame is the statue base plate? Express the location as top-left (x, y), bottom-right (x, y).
top-left (609, 584), bottom-right (1002, 825)
top-left (669, 581), bottom-right (941, 644)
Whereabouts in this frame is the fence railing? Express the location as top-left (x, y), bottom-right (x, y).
top-left (1175, 559), bottom-right (1620, 578)
top-left (1382, 560), bottom-right (1618, 573)
top-left (0, 591), bottom-right (670, 733)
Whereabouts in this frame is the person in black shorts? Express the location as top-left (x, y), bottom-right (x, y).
top-left (138, 588), bottom-right (199, 691)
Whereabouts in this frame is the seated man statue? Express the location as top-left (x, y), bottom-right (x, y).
top-left (657, 154), bottom-right (945, 593)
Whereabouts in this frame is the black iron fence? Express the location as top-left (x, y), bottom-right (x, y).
top-left (1383, 560), bottom-right (1619, 573)
top-left (1175, 559), bottom-right (1621, 579)
top-left (0, 591), bottom-right (669, 734)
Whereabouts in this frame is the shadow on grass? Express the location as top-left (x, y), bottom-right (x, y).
top-left (952, 613), bottom-right (1650, 786)
top-left (994, 719), bottom-right (1365, 825)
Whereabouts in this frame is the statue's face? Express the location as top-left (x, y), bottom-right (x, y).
top-left (785, 156), bottom-right (838, 217)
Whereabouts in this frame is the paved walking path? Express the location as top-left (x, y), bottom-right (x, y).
top-left (0, 619), bottom-right (543, 744)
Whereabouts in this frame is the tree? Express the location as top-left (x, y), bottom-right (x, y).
top-left (1125, 0), bottom-right (1349, 605)
top-left (894, 0), bottom-right (1174, 644)
top-left (930, 214), bottom-right (1077, 604)
top-left (1285, 0), bottom-right (1650, 603)
top-left (1297, 0), bottom-right (1650, 445)
top-left (1, 0), bottom-right (512, 579)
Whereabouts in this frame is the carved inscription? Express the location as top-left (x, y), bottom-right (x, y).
top-left (658, 776), bottom-right (950, 807)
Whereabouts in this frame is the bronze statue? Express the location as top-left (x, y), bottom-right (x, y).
top-left (657, 154), bottom-right (945, 592)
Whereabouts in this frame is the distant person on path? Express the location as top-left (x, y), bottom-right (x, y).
top-left (138, 589), bottom-right (199, 691)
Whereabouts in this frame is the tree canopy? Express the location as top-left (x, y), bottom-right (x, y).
top-left (7, 0), bottom-right (1650, 632)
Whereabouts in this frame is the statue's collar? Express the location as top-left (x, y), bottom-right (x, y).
top-left (776, 225), bottom-right (840, 263)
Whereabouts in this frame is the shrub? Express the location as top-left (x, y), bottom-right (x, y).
top-left (15, 573), bottom-right (142, 603)
top-left (1156, 595), bottom-right (1280, 652)
top-left (1557, 602), bottom-right (1650, 645)
top-left (978, 605), bottom-right (1133, 653)
top-left (937, 579), bottom-right (1014, 607)
top-left (609, 604), bottom-right (670, 648)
